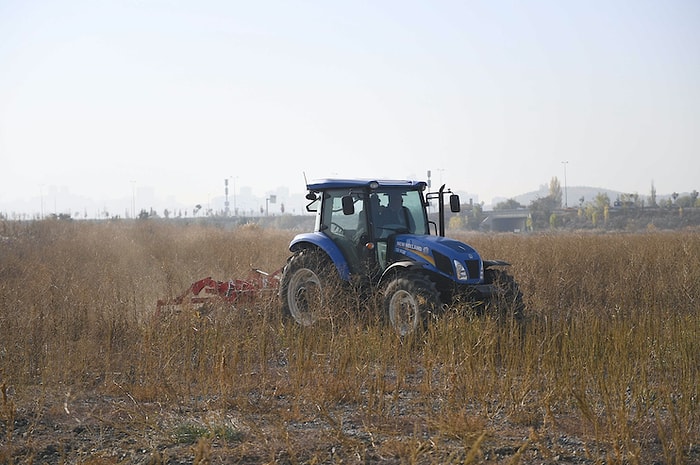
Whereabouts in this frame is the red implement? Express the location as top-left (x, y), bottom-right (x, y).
top-left (156, 268), bottom-right (281, 317)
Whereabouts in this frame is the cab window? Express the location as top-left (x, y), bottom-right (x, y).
top-left (372, 190), bottom-right (427, 235)
top-left (321, 190), bottom-right (364, 237)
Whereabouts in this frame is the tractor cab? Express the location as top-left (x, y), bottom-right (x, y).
top-left (304, 180), bottom-right (432, 278)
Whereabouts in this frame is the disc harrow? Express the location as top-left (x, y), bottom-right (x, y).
top-left (156, 268), bottom-right (281, 319)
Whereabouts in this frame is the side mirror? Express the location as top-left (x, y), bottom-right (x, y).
top-left (342, 195), bottom-right (355, 215)
top-left (450, 194), bottom-right (461, 213)
top-left (305, 192), bottom-right (319, 213)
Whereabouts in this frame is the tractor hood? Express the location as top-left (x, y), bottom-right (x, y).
top-left (392, 234), bottom-right (484, 283)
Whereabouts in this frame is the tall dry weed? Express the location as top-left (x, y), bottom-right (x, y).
top-left (0, 222), bottom-right (698, 463)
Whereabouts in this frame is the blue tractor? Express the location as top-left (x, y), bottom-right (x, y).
top-left (279, 179), bottom-right (524, 335)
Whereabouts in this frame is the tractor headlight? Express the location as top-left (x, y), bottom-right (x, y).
top-left (454, 260), bottom-right (468, 281)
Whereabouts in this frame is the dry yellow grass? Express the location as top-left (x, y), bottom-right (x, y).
top-left (0, 220), bottom-right (698, 464)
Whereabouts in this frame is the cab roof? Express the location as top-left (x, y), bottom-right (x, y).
top-left (306, 178), bottom-right (427, 192)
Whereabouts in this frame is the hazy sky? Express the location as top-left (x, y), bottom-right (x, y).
top-left (1, 0), bottom-right (698, 215)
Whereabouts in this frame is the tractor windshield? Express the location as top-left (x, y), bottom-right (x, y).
top-left (370, 189), bottom-right (428, 237)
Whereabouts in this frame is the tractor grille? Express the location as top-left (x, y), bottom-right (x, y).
top-left (466, 260), bottom-right (481, 280)
top-left (433, 251), bottom-right (453, 276)
top-left (434, 251), bottom-right (481, 281)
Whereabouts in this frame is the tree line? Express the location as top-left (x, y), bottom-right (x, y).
top-left (449, 178), bottom-right (700, 232)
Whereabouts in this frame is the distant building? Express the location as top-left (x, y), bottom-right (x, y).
top-left (481, 209), bottom-right (530, 232)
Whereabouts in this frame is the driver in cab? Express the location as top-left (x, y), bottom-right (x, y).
top-left (378, 192), bottom-right (415, 234)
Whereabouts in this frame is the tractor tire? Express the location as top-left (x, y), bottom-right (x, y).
top-left (383, 272), bottom-right (440, 336)
top-left (484, 268), bottom-right (525, 322)
top-left (280, 249), bottom-right (335, 326)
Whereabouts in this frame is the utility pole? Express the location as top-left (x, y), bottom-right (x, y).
top-left (130, 180), bottom-right (136, 219)
top-left (224, 178), bottom-right (230, 216)
top-left (561, 161), bottom-right (569, 208)
top-left (40, 184), bottom-right (45, 219)
top-left (232, 177), bottom-right (237, 216)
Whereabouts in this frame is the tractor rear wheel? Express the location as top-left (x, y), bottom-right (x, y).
top-left (383, 272), bottom-right (440, 336)
top-left (280, 250), bottom-right (333, 326)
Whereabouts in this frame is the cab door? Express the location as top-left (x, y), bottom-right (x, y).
top-left (321, 191), bottom-right (376, 275)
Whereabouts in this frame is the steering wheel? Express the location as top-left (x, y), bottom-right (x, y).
top-left (330, 222), bottom-right (346, 235)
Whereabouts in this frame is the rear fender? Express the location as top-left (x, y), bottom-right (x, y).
top-left (289, 232), bottom-right (351, 281)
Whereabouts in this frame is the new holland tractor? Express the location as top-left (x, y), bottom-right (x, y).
top-left (279, 179), bottom-right (524, 335)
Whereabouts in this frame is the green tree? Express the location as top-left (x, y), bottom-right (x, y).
top-left (583, 193), bottom-right (610, 227)
top-left (529, 195), bottom-right (559, 230)
top-left (617, 193), bottom-right (640, 208)
top-left (676, 195), bottom-right (696, 208)
top-left (466, 203), bottom-right (485, 230)
top-left (448, 215), bottom-right (465, 230)
top-left (549, 177), bottom-right (563, 208)
top-left (595, 192), bottom-right (610, 212)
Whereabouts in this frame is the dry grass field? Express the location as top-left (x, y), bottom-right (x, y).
top-left (0, 220), bottom-right (698, 464)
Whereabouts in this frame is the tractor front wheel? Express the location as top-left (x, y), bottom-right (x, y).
top-left (383, 272), bottom-right (440, 336)
top-left (280, 250), bottom-right (332, 326)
